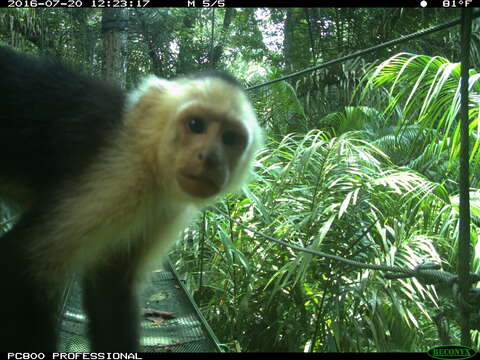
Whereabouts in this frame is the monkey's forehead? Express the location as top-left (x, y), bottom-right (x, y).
top-left (174, 76), bottom-right (244, 98)
top-left (186, 70), bottom-right (242, 88)
top-left (177, 78), bottom-right (246, 106)
top-left (128, 75), bottom-right (245, 109)
top-left (131, 75), bottom-right (254, 116)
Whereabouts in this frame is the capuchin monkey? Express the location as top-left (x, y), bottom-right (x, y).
top-left (0, 45), bottom-right (263, 351)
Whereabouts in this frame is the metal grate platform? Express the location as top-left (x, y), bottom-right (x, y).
top-left (58, 259), bottom-right (221, 352)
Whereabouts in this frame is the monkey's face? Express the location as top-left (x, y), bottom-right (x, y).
top-left (174, 102), bottom-right (249, 199)
top-left (127, 75), bottom-right (263, 202)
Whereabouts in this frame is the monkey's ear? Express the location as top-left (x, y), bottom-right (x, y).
top-left (127, 76), bottom-right (175, 111)
top-left (140, 75), bottom-right (173, 92)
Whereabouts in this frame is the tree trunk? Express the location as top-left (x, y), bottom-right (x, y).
top-left (102, 9), bottom-right (128, 89)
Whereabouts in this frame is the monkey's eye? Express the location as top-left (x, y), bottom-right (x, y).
top-left (222, 131), bottom-right (237, 146)
top-left (187, 118), bottom-right (206, 134)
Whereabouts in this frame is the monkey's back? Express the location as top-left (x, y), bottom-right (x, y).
top-left (0, 46), bottom-right (127, 194)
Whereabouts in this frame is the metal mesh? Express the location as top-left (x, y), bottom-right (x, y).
top-left (58, 262), bottom-right (221, 352)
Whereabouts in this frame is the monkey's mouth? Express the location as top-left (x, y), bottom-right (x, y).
top-left (178, 173), bottom-right (222, 198)
top-left (184, 174), bottom-right (219, 188)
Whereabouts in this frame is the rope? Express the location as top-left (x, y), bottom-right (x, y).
top-left (215, 208), bottom-right (480, 289)
top-left (217, 209), bottom-right (425, 276)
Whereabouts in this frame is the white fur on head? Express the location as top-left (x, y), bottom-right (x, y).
top-left (126, 75), bottom-right (180, 111)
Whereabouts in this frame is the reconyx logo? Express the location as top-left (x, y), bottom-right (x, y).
top-left (427, 345), bottom-right (477, 360)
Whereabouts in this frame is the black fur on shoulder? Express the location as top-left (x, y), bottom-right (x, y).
top-left (0, 46), bottom-right (127, 194)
